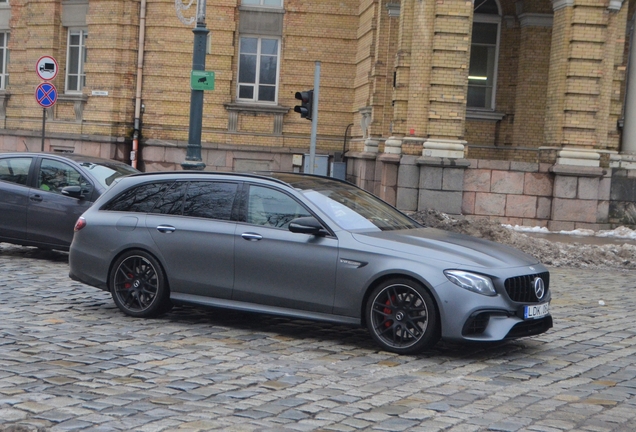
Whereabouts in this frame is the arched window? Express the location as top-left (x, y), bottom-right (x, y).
top-left (468, 0), bottom-right (501, 109)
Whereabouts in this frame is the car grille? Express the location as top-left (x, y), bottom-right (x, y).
top-left (504, 272), bottom-right (550, 303)
top-left (506, 316), bottom-right (553, 339)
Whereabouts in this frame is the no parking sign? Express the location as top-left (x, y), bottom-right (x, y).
top-left (35, 82), bottom-right (58, 108)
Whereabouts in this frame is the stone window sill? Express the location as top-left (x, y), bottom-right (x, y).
top-left (466, 108), bottom-right (505, 121)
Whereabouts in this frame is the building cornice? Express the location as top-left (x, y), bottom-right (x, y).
top-left (552, 0), bottom-right (573, 12)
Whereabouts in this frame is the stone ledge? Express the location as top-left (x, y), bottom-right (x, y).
top-left (345, 151), bottom-right (378, 160)
top-left (550, 164), bottom-right (606, 178)
top-left (416, 157), bottom-right (471, 168)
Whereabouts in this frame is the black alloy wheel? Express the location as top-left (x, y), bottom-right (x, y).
top-left (109, 250), bottom-right (172, 318)
top-left (366, 278), bottom-right (439, 355)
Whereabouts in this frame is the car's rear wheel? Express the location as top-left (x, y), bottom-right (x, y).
top-left (109, 250), bottom-right (172, 318)
top-left (365, 278), bottom-right (439, 355)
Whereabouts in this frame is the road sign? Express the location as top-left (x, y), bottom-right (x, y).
top-left (36, 56), bottom-right (59, 81)
top-left (35, 82), bottom-right (58, 108)
top-left (190, 70), bottom-right (215, 91)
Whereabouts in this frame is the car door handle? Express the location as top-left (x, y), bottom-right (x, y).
top-left (156, 225), bottom-right (176, 234)
top-left (29, 195), bottom-right (43, 202)
top-left (241, 232), bottom-right (263, 241)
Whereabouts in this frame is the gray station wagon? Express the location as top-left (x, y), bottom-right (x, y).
top-left (0, 152), bottom-right (139, 251)
top-left (69, 171), bottom-right (552, 354)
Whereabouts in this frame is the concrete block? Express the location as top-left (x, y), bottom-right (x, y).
top-left (396, 187), bottom-right (418, 211)
top-left (418, 190), bottom-right (463, 214)
top-left (206, 150), bottom-right (228, 168)
top-left (609, 175), bottom-right (636, 201)
top-left (474, 192), bottom-right (506, 216)
top-left (397, 163), bottom-right (420, 188)
top-left (596, 200), bottom-right (609, 223)
top-left (381, 162), bottom-right (398, 188)
top-left (598, 176), bottom-right (611, 201)
top-left (419, 166), bottom-right (443, 190)
top-left (462, 192), bottom-right (475, 215)
top-left (442, 168), bottom-right (465, 191)
top-left (491, 170), bottom-right (524, 194)
top-left (548, 220), bottom-right (575, 231)
top-left (510, 162), bottom-right (539, 172)
top-left (578, 177), bottom-right (599, 200)
top-left (505, 195), bottom-right (537, 218)
top-left (554, 175), bottom-right (578, 198)
top-left (537, 197), bottom-right (552, 219)
top-left (552, 198), bottom-right (597, 223)
top-left (478, 160), bottom-right (511, 170)
top-left (523, 218), bottom-right (548, 228)
top-left (524, 172), bottom-right (553, 196)
top-left (463, 169), bottom-right (491, 192)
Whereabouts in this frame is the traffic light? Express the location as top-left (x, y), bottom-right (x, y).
top-left (294, 90), bottom-right (313, 120)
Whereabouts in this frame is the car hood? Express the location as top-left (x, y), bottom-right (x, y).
top-left (351, 227), bottom-right (540, 269)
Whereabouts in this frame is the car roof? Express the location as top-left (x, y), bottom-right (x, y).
top-left (120, 170), bottom-right (351, 191)
top-left (0, 152), bottom-right (131, 165)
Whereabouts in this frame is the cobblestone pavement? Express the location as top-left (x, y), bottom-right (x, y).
top-left (1, 244), bottom-right (635, 432)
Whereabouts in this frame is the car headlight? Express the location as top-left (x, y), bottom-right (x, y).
top-left (444, 270), bottom-right (496, 296)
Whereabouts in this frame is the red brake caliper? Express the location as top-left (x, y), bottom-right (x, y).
top-left (384, 295), bottom-right (395, 327)
top-left (124, 273), bottom-right (134, 289)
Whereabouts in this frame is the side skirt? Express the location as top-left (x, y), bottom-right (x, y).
top-left (170, 292), bottom-right (361, 326)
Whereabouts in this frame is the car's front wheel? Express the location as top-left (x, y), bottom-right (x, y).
top-left (365, 278), bottom-right (439, 355)
top-left (109, 250), bottom-right (172, 318)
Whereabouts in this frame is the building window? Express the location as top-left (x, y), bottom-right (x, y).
top-left (237, 36), bottom-right (280, 103)
top-left (0, 32), bottom-right (8, 89)
top-left (468, 0), bottom-right (501, 109)
top-left (242, 0), bottom-right (283, 7)
top-left (65, 29), bottom-right (87, 93)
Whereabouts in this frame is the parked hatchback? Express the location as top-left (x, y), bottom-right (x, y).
top-left (0, 152), bottom-right (139, 251)
top-left (69, 171), bottom-right (552, 354)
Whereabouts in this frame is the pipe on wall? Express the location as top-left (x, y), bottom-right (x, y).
top-left (132, 0), bottom-right (148, 168)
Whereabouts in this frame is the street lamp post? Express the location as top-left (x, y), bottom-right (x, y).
top-left (176, 0), bottom-right (208, 170)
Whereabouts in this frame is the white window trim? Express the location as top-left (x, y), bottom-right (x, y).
top-left (236, 35), bottom-right (281, 105)
top-left (65, 28), bottom-right (87, 94)
top-left (0, 31), bottom-right (8, 90)
top-left (470, 13), bottom-right (501, 111)
top-left (241, 0), bottom-right (284, 8)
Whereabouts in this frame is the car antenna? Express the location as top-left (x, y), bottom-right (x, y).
top-left (22, 139), bottom-right (30, 152)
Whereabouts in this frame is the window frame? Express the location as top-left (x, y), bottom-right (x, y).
top-left (0, 31), bottom-right (8, 90)
top-left (468, 11), bottom-right (501, 111)
top-left (65, 28), bottom-right (88, 94)
top-left (236, 35), bottom-right (281, 104)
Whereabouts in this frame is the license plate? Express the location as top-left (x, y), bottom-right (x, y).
top-left (524, 302), bottom-right (550, 319)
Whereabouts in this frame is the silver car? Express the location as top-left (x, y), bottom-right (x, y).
top-left (69, 172), bottom-right (552, 354)
top-left (0, 152), bottom-right (139, 251)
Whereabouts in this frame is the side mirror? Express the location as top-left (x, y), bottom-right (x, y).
top-left (289, 216), bottom-right (327, 236)
top-left (61, 185), bottom-right (85, 200)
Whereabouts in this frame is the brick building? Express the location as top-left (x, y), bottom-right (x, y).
top-left (1, 0), bottom-right (636, 229)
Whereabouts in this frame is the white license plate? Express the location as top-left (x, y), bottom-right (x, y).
top-left (524, 302), bottom-right (550, 319)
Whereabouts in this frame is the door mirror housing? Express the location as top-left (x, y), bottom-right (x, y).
top-left (61, 185), bottom-right (85, 200)
top-left (289, 216), bottom-right (327, 236)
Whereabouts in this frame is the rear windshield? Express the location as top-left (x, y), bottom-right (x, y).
top-left (77, 162), bottom-right (139, 188)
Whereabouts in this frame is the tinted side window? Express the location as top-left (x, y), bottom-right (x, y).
top-left (247, 185), bottom-right (311, 229)
top-left (0, 157), bottom-right (32, 185)
top-left (153, 181), bottom-right (188, 215)
top-left (183, 181), bottom-right (238, 220)
top-left (103, 182), bottom-right (172, 212)
top-left (38, 159), bottom-right (90, 196)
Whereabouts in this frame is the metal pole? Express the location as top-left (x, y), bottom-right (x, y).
top-left (309, 61), bottom-right (320, 174)
top-left (41, 109), bottom-right (46, 151)
top-left (181, 0), bottom-right (208, 170)
top-left (622, 18), bottom-right (636, 154)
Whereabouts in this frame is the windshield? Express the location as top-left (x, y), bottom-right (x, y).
top-left (300, 181), bottom-right (420, 231)
top-left (78, 162), bottom-right (139, 188)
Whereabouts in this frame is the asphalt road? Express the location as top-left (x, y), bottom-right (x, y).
top-left (1, 244), bottom-right (635, 432)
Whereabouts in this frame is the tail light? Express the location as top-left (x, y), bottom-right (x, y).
top-left (74, 217), bottom-right (86, 232)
